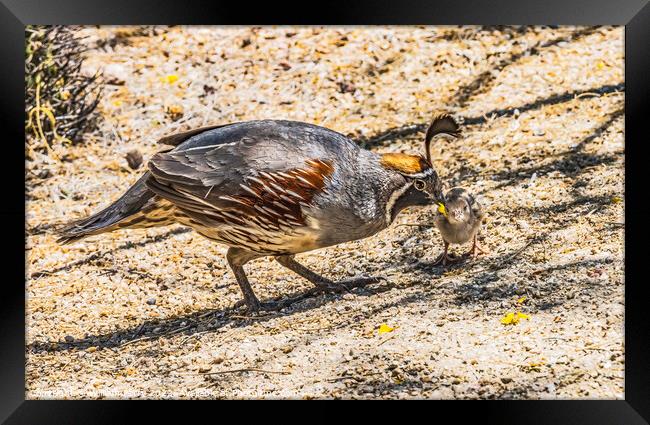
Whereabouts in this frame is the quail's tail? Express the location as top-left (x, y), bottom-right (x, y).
top-left (56, 172), bottom-right (166, 244)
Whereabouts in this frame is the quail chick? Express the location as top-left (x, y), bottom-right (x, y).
top-left (432, 187), bottom-right (487, 266)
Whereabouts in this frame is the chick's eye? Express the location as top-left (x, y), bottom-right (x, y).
top-left (414, 179), bottom-right (426, 191)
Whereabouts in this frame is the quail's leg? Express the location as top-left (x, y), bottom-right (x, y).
top-left (432, 241), bottom-right (461, 266)
top-left (226, 247), bottom-right (269, 313)
top-left (467, 234), bottom-right (487, 260)
top-left (275, 255), bottom-right (381, 293)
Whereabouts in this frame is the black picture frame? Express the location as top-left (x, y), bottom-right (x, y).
top-left (4, 0), bottom-right (648, 422)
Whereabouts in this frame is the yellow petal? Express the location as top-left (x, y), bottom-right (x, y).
top-left (500, 312), bottom-right (515, 325)
top-left (378, 323), bottom-right (394, 334)
top-left (165, 74), bottom-right (179, 84)
top-left (516, 312), bottom-right (530, 321)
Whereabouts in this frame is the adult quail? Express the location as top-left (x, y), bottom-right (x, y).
top-left (57, 119), bottom-right (456, 312)
top-left (432, 187), bottom-right (487, 266)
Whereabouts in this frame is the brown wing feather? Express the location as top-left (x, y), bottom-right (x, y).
top-left (147, 159), bottom-right (334, 233)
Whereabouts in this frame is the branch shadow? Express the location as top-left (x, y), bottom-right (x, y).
top-left (431, 107), bottom-right (623, 192)
top-left (27, 188), bottom-right (621, 356)
top-left (335, 376), bottom-right (436, 398)
top-left (451, 256), bottom-right (617, 307)
top-left (29, 227), bottom-right (191, 279)
top-left (393, 187), bottom-right (621, 308)
top-left (27, 33), bottom-right (625, 357)
top-left (454, 26), bottom-right (603, 107)
top-left (355, 25), bottom-right (617, 148)
top-left (26, 273), bottom-right (397, 354)
top-left (487, 109), bottom-right (624, 191)
top-left (357, 82), bottom-right (623, 149)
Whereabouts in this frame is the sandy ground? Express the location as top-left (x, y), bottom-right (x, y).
top-left (25, 26), bottom-right (624, 399)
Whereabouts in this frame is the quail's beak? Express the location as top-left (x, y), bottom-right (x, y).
top-left (437, 202), bottom-right (448, 218)
top-left (431, 189), bottom-right (445, 206)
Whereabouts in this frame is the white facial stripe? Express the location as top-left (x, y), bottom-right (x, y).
top-left (403, 168), bottom-right (434, 179)
top-left (385, 181), bottom-right (413, 225)
top-left (177, 141), bottom-right (238, 153)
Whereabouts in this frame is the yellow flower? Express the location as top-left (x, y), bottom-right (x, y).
top-left (521, 359), bottom-right (546, 372)
top-left (517, 296), bottom-right (527, 304)
top-left (164, 74), bottom-right (179, 84)
top-left (378, 323), bottom-right (394, 334)
top-left (112, 99), bottom-right (123, 107)
top-left (501, 312), bottom-right (515, 325)
top-left (501, 311), bottom-right (530, 325)
top-left (596, 61), bottom-right (605, 70)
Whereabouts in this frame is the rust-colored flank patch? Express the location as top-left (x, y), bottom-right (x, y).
top-left (223, 158), bottom-right (335, 228)
top-left (379, 153), bottom-right (430, 175)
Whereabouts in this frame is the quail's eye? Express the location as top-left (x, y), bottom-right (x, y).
top-left (414, 179), bottom-right (426, 191)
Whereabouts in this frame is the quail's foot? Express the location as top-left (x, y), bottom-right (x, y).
top-left (467, 235), bottom-right (488, 261)
top-left (233, 296), bottom-right (289, 315)
top-left (432, 251), bottom-right (461, 266)
top-left (308, 277), bottom-right (350, 293)
top-left (232, 295), bottom-right (263, 314)
top-left (275, 255), bottom-right (384, 294)
top-left (294, 276), bottom-right (384, 297)
top-left (431, 241), bottom-right (461, 266)
top-left (337, 276), bottom-right (384, 290)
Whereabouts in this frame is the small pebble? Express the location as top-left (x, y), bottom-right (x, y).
top-left (125, 150), bottom-right (143, 170)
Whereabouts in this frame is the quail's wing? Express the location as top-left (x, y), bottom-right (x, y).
top-left (146, 122), bottom-right (335, 230)
top-left (156, 123), bottom-right (237, 147)
top-left (468, 194), bottom-right (485, 221)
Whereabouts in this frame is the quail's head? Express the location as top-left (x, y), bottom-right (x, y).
top-left (403, 163), bottom-right (445, 205)
top-left (437, 193), bottom-right (470, 224)
top-left (401, 112), bottom-right (461, 205)
top-left (379, 152), bottom-right (445, 209)
top-left (423, 113), bottom-right (461, 204)
top-left (436, 187), bottom-right (483, 225)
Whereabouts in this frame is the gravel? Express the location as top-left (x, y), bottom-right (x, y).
top-left (26, 25), bottom-right (624, 399)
